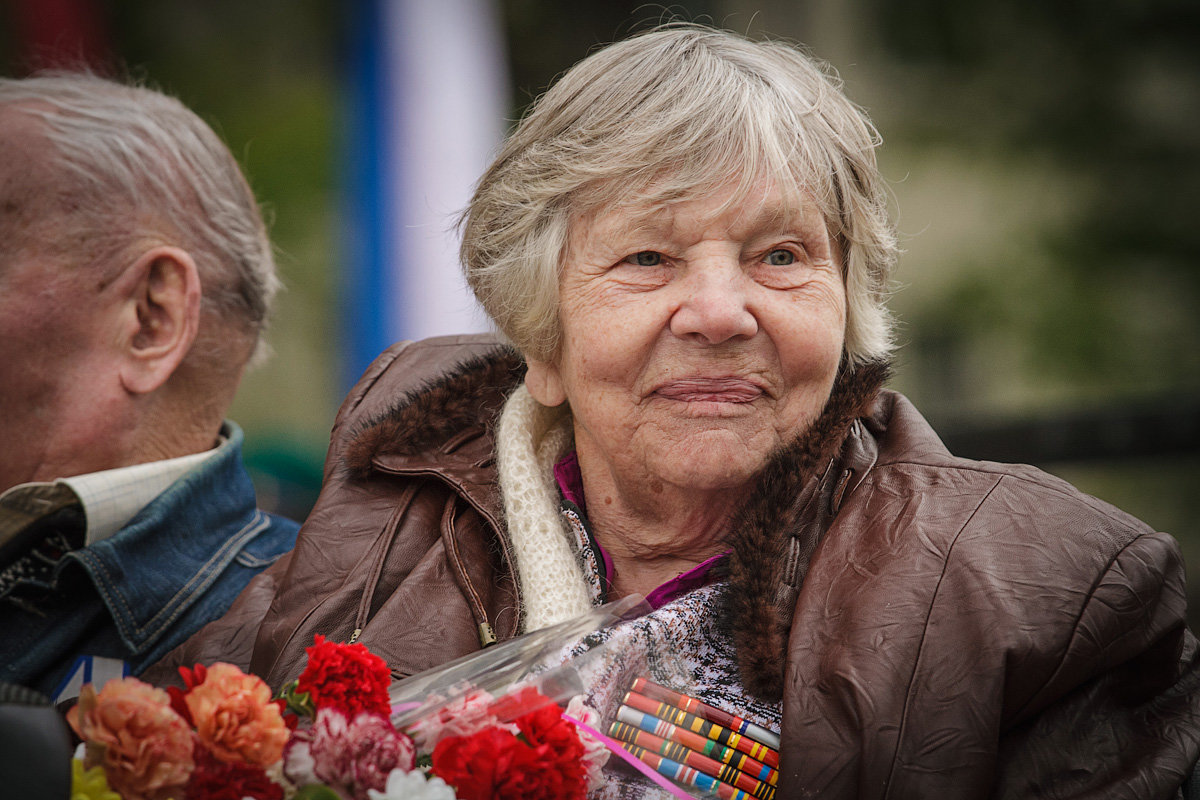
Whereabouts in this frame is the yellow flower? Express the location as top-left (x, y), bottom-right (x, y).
top-left (71, 760), bottom-right (121, 800)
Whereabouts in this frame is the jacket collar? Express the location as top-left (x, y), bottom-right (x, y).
top-left (722, 360), bottom-right (891, 701)
top-left (63, 422), bottom-right (267, 653)
top-left (342, 346), bottom-right (526, 529)
top-left (344, 347), bottom-right (526, 474)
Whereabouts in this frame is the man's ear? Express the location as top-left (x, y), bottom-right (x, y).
top-left (524, 356), bottom-right (567, 407)
top-left (116, 247), bottom-right (201, 395)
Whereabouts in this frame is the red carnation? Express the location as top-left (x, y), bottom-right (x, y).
top-left (516, 704), bottom-right (587, 799)
top-left (431, 727), bottom-right (535, 800)
top-left (295, 635), bottom-right (392, 718)
top-left (167, 663), bottom-right (209, 724)
top-left (431, 691), bottom-right (587, 800)
top-left (518, 702), bottom-right (587, 783)
top-left (495, 687), bottom-right (587, 777)
top-left (186, 746), bottom-right (284, 800)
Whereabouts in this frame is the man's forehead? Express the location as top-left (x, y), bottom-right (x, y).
top-left (0, 104), bottom-right (82, 266)
top-left (0, 105), bottom-right (59, 205)
top-left (0, 100), bottom-right (54, 149)
top-left (0, 113), bottom-right (43, 251)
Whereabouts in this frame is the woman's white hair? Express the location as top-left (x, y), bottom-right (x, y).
top-left (462, 24), bottom-right (898, 366)
top-left (0, 71), bottom-right (279, 366)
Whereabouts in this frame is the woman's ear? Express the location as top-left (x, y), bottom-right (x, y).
top-left (524, 357), bottom-right (567, 407)
top-left (116, 246), bottom-right (201, 395)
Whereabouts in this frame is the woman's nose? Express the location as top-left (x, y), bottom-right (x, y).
top-left (669, 264), bottom-right (759, 344)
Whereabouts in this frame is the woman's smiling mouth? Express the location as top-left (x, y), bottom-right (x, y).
top-left (652, 378), bottom-right (765, 404)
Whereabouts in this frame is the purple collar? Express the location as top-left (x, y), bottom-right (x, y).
top-left (552, 451), bottom-right (588, 511)
top-left (552, 451), bottom-right (727, 609)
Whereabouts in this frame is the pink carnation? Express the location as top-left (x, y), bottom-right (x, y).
top-left (68, 679), bottom-right (195, 800)
top-left (565, 696), bottom-right (610, 790)
top-left (406, 688), bottom-right (516, 751)
top-left (287, 708), bottom-right (415, 800)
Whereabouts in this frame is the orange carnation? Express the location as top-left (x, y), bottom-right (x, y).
top-left (184, 662), bottom-right (290, 767)
top-left (68, 678), bottom-right (194, 800)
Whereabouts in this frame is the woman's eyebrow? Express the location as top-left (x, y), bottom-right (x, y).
top-left (745, 197), bottom-right (820, 231)
top-left (588, 197), bottom-right (821, 242)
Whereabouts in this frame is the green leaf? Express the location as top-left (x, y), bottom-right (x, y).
top-left (293, 785), bottom-right (343, 800)
top-left (276, 679), bottom-right (316, 719)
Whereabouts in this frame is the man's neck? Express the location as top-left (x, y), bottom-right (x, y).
top-left (0, 420), bottom-right (221, 494)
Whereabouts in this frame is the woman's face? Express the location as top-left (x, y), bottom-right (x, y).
top-left (525, 178), bottom-right (846, 495)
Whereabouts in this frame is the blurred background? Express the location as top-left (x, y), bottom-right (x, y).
top-left (3, 0), bottom-right (1198, 621)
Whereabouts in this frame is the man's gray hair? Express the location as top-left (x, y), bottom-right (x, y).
top-left (0, 72), bottom-right (279, 365)
top-left (462, 24), bottom-right (898, 365)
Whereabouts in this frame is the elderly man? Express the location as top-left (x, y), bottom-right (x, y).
top-left (0, 72), bottom-right (299, 701)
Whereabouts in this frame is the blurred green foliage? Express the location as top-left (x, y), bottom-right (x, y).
top-left (865, 0), bottom-right (1200, 404)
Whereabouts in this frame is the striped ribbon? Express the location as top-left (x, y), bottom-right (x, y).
top-left (610, 720), bottom-right (777, 798)
top-left (562, 713), bottom-right (693, 800)
top-left (622, 743), bottom-right (756, 800)
top-left (612, 704), bottom-right (777, 779)
top-left (623, 691), bottom-right (780, 768)
top-left (632, 677), bottom-right (781, 750)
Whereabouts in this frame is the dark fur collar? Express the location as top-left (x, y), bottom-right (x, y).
top-left (343, 347), bottom-right (526, 479)
top-left (722, 360), bottom-right (891, 701)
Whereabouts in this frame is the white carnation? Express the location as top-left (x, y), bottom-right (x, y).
top-left (367, 769), bottom-right (458, 800)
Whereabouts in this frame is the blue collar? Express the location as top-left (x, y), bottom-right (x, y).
top-left (62, 422), bottom-right (267, 653)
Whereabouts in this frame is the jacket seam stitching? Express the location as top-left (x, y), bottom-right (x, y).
top-left (354, 486), bottom-right (419, 630)
top-left (875, 458), bottom-right (1141, 531)
top-left (441, 498), bottom-right (488, 626)
top-left (79, 512), bottom-right (270, 647)
top-left (882, 475), bottom-right (1004, 797)
top-left (140, 512), bottom-right (271, 636)
top-left (236, 550), bottom-right (278, 569)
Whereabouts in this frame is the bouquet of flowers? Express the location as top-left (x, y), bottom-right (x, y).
top-left (66, 639), bottom-right (605, 800)
top-left (68, 595), bottom-right (779, 800)
top-left (69, 662), bottom-right (290, 800)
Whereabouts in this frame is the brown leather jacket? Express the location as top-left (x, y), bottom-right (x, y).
top-left (156, 334), bottom-right (1200, 799)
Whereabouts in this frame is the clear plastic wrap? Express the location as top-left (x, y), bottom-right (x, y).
top-left (387, 592), bottom-right (780, 800)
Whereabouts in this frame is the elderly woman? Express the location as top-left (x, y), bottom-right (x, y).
top-left (167, 25), bottom-right (1199, 798)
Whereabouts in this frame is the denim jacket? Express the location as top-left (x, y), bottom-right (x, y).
top-left (0, 422), bottom-right (299, 697)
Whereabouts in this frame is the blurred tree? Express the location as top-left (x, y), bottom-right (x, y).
top-left (863, 0), bottom-right (1200, 404)
top-left (500, 1), bottom-right (716, 117)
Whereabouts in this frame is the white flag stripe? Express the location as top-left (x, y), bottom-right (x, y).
top-left (382, 0), bottom-right (508, 342)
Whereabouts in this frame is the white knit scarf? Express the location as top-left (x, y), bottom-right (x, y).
top-left (494, 385), bottom-right (594, 632)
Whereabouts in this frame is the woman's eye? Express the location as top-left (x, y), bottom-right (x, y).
top-left (625, 251), bottom-right (662, 267)
top-left (764, 249), bottom-right (796, 266)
